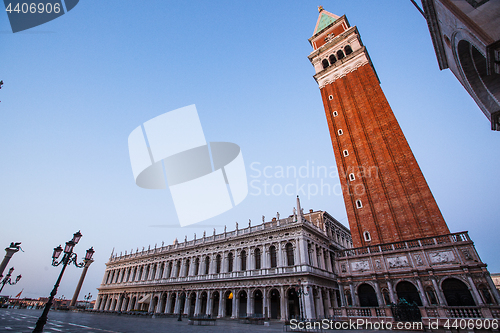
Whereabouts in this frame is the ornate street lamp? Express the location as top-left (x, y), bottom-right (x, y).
top-left (84, 292), bottom-right (92, 309)
top-left (295, 279), bottom-right (309, 321)
top-left (32, 231), bottom-right (94, 333)
top-left (0, 267), bottom-right (22, 292)
top-left (178, 288), bottom-right (186, 321)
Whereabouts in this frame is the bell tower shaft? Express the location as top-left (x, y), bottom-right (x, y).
top-left (308, 9), bottom-right (449, 247)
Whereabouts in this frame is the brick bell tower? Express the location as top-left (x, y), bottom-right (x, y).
top-left (308, 7), bottom-right (449, 248)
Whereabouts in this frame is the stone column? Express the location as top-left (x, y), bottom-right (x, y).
top-left (325, 289), bottom-right (332, 317)
top-left (299, 237), bottom-right (308, 266)
top-left (249, 250), bottom-right (255, 271)
top-left (174, 292), bottom-right (181, 314)
top-left (148, 293), bottom-right (155, 313)
top-left (263, 288), bottom-right (268, 319)
top-left (338, 284), bottom-right (346, 307)
top-left (183, 293), bottom-right (190, 315)
top-left (194, 291), bottom-right (201, 315)
top-left (386, 279), bottom-right (397, 304)
top-left (415, 278), bottom-right (429, 306)
top-left (127, 295), bottom-right (134, 311)
top-left (373, 280), bottom-right (384, 307)
top-left (317, 288), bottom-right (325, 318)
top-left (247, 288), bottom-right (252, 316)
top-left (232, 290), bottom-right (238, 318)
top-left (278, 242), bottom-right (283, 268)
top-left (218, 289), bottom-right (225, 318)
top-left (349, 283), bottom-right (358, 307)
top-left (262, 246), bottom-right (268, 269)
top-left (280, 286), bottom-right (286, 320)
top-left (311, 245), bottom-right (317, 268)
top-left (198, 259), bottom-right (203, 276)
top-left (467, 274), bottom-right (484, 305)
top-left (305, 286), bottom-right (315, 319)
top-left (180, 259), bottom-right (186, 277)
top-left (326, 252), bottom-right (333, 272)
top-left (206, 290), bottom-right (212, 316)
top-left (165, 292), bottom-right (172, 314)
top-left (248, 290), bottom-right (254, 316)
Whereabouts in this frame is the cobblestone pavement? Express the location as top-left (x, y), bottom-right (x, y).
top-left (0, 308), bottom-right (402, 333)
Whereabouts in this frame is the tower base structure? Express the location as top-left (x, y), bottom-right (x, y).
top-left (334, 231), bottom-right (500, 328)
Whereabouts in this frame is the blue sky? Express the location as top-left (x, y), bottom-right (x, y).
top-left (1, 0), bottom-right (499, 300)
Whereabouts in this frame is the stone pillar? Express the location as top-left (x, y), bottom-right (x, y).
top-left (338, 285), bottom-right (346, 307)
top-left (349, 283), bottom-right (358, 307)
top-left (194, 291), bottom-right (201, 315)
top-left (248, 290), bottom-right (254, 316)
top-left (373, 280), bottom-right (384, 307)
top-left (172, 261), bottom-right (179, 278)
top-left (262, 288), bottom-right (268, 319)
top-left (386, 279), bottom-right (397, 304)
top-left (247, 289), bottom-right (252, 316)
top-left (278, 242), bottom-right (283, 268)
top-left (263, 246), bottom-right (268, 269)
top-left (332, 289), bottom-right (339, 308)
top-left (148, 293), bottom-right (155, 313)
top-left (206, 290), bottom-right (212, 316)
top-left (317, 288), bottom-right (325, 318)
top-left (467, 274), bottom-right (484, 305)
top-left (218, 290), bottom-right (225, 318)
top-left (183, 293), bottom-right (190, 315)
top-left (126, 295), bottom-right (133, 311)
top-left (180, 259), bottom-right (186, 277)
top-left (304, 285), bottom-right (315, 319)
top-left (249, 250), bottom-right (255, 271)
top-left (325, 289), bottom-right (332, 317)
top-left (299, 237), bottom-right (309, 266)
top-left (232, 290), bottom-right (238, 318)
top-left (326, 252), bottom-right (333, 272)
top-left (312, 245), bottom-right (318, 268)
top-left (415, 278), bottom-right (429, 306)
top-left (280, 286), bottom-right (286, 320)
top-left (165, 292), bottom-right (172, 314)
top-left (173, 292), bottom-right (181, 314)
top-left (198, 259), bottom-right (203, 276)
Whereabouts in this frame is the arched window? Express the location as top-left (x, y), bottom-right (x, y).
top-left (270, 246), bottom-right (277, 268)
top-left (396, 281), bottom-right (423, 306)
top-left (442, 278), bottom-right (475, 306)
top-left (228, 252), bottom-right (234, 272)
top-left (286, 243), bottom-right (294, 266)
top-left (358, 283), bottom-right (379, 307)
top-left (139, 267), bottom-right (143, 280)
top-left (167, 261), bottom-right (172, 278)
top-left (194, 258), bottom-right (200, 276)
top-left (216, 254), bottom-right (222, 274)
top-left (322, 59), bottom-right (329, 69)
top-left (343, 149), bottom-right (349, 157)
top-left (356, 200), bottom-right (363, 208)
top-left (126, 268), bottom-right (131, 282)
top-left (338, 129), bottom-right (343, 135)
top-left (204, 256), bottom-right (210, 275)
top-left (254, 248), bottom-right (261, 269)
top-left (184, 259), bottom-right (190, 276)
top-left (479, 284), bottom-right (493, 304)
top-left (131, 267), bottom-right (137, 281)
top-left (363, 231), bottom-right (371, 241)
top-left (241, 250), bottom-right (247, 271)
top-left (337, 50), bottom-right (345, 60)
top-left (344, 45), bottom-right (353, 55)
top-left (329, 54), bottom-right (337, 64)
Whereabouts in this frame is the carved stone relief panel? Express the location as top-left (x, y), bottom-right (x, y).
top-left (429, 251), bottom-right (456, 264)
top-left (351, 260), bottom-right (370, 272)
top-left (387, 255), bottom-right (410, 269)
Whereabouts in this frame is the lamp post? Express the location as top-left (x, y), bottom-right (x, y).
top-left (84, 292), bottom-right (92, 310)
top-left (0, 242), bottom-right (22, 278)
top-left (178, 288), bottom-right (186, 321)
top-left (295, 279), bottom-right (309, 320)
top-left (33, 231), bottom-right (94, 333)
top-left (0, 267), bottom-right (22, 293)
